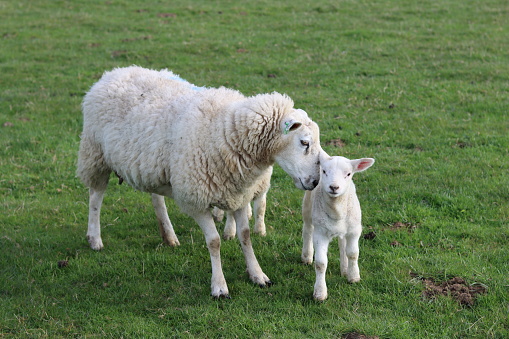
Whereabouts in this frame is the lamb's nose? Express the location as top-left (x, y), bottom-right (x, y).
top-left (329, 185), bottom-right (339, 192)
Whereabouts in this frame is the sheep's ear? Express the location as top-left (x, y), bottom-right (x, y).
top-left (351, 158), bottom-right (375, 173)
top-left (282, 119), bottom-right (302, 135)
top-left (319, 150), bottom-right (331, 164)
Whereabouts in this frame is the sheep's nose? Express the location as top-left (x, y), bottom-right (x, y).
top-left (329, 185), bottom-right (339, 192)
top-left (312, 179), bottom-right (319, 188)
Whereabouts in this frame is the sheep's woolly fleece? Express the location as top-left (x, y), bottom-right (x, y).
top-left (77, 66), bottom-right (316, 214)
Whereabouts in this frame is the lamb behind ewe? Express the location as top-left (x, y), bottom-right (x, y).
top-left (77, 66), bottom-right (322, 298)
top-left (301, 152), bottom-right (374, 300)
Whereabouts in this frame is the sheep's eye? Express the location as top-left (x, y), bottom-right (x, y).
top-left (301, 140), bottom-right (309, 147)
top-left (322, 169), bottom-right (326, 174)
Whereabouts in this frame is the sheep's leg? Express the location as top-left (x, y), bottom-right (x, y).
top-left (193, 211), bottom-right (229, 298)
top-left (212, 207), bottom-right (224, 222)
top-left (222, 211), bottom-right (236, 240)
top-left (338, 236), bottom-right (348, 277)
top-left (87, 187), bottom-right (106, 250)
top-left (313, 230), bottom-right (330, 301)
top-left (234, 205), bottom-right (272, 287)
top-left (151, 194), bottom-right (180, 246)
top-left (301, 191), bottom-right (314, 264)
top-left (345, 230), bottom-right (361, 283)
top-left (253, 192), bottom-right (267, 236)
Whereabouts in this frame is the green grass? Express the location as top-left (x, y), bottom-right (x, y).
top-left (1, 0), bottom-right (508, 337)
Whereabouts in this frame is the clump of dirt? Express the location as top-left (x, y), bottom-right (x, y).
top-left (343, 332), bottom-right (379, 339)
top-left (412, 273), bottom-right (487, 306)
top-left (390, 221), bottom-right (419, 232)
top-left (363, 231), bottom-right (376, 240)
top-left (326, 138), bottom-right (346, 148)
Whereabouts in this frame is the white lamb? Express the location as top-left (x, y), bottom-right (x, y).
top-left (301, 152), bottom-right (374, 301)
top-left (77, 66), bottom-right (322, 298)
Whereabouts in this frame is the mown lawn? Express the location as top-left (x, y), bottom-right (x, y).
top-left (1, 0), bottom-right (508, 337)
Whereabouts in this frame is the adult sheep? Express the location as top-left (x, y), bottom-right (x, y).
top-left (77, 66), bottom-right (322, 298)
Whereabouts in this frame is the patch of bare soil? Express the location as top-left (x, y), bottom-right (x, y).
top-left (326, 138), bottom-right (346, 148)
top-left (412, 273), bottom-right (487, 306)
top-left (343, 332), bottom-right (379, 339)
top-left (390, 221), bottom-right (419, 232)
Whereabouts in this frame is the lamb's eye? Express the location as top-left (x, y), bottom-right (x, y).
top-left (301, 140), bottom-right (309, 147)
top-left (346, 173), bottom-right (351, 177)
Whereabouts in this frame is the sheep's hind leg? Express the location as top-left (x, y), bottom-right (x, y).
top-left (151, 194), bottom-right (180, 246)
top-left (193, 211), bottom-right (229, 298)
top-left (338, 236), bottom-right (348, 277)
top-left (222, 211), bottom-right (236, 240)
top-left (234, 205), bottom-right (272, 287)
top-left (301, 191), bottom-right (314, 264)
top-left (253, 192), bottom-right (267, 236)
top-left (87, 187), bottom-right (106, 250)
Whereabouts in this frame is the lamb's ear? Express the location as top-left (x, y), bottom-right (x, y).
top-left (282, 119), bottom-right (302, 135)
top-left (351, 158), bottom-right (375, 173)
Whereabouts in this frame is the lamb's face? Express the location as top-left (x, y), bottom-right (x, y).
top-left (320, 154), bottom-right (375, 197)
top-left (274, 109), bottom-right (322, 190)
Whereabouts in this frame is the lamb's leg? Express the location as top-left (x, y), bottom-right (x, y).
top-left (313, 230), bottom-right (330, 301)
top-left (253, 191), bottom-right (267, 236)
top-left (87, 187), bottom-right (106, 250)
top-left (234, 205), bottom-right (272, 287)
top-left (193, 211), bottom-right (229, 298)
top-left (151, 194), bottom-right (180, 246)
top-left (338, 236), bottom-right (348, 277)
top-left (345, 230), bottom-right (361, 283)
top-left (222, 211), bottom-right (236, 240)
top-left (301, 191), bottom-right (314, 264)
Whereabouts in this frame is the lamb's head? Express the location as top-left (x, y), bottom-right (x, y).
top-left (274, 108), bottom-right (322, 190)
top-left (319, 153), bottom-right (375, 197)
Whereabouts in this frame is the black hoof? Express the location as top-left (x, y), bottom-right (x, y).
top-left (212, 293), bottom-right (231, 300)
top-left (259, 280), bottom-right (274, 288)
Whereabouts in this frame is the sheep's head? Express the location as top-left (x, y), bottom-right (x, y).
top-left (274, 109), bottom-right (322, 190)
top-left (319, 153), bottom-right (374, 197)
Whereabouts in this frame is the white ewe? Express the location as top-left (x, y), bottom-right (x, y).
top-left (301, 152), bottom-right (374, 300)
top-left (77, 66), bottom-right (322, 298)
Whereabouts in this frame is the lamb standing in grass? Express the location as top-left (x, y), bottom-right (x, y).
top-left (301, 153), bottom-right (374, 300)
top-left (77, 66), bottom-right (322, 298)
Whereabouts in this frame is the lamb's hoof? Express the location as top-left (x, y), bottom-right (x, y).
top-left (313, 292), bottom-right (328, 301)
top-left (348, 277), bottom-right (361, 283)
top-left (87, 235), bottom-right (104, 251)
top-left (164, 237), bottom-right (180, 247)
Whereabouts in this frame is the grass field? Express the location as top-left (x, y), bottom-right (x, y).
top-left (1, 0), bottom-right (508, 337)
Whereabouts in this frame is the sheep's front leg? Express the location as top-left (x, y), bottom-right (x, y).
top-left (87, 187), bottom-right (106, 250)
top-left (234, 205), bottom-right (272, 287)
top-left (151, 194), bottom-right (180, 246)
top-left (301, 191), bottom-right (314, 264)
top-left (313, 230), bottom-right (330, 301)
top-left (253, 192), bottom-right (267, 236)
top-left (193, 211), bottom-right (229, 298)
top-left (345, 230), bottom-right (361, 283)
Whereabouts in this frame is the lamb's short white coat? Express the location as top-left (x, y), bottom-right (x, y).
top-left (77, 66), bottom-right (322, 298)
top-left (301, 153), bottom-right (374, 300)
